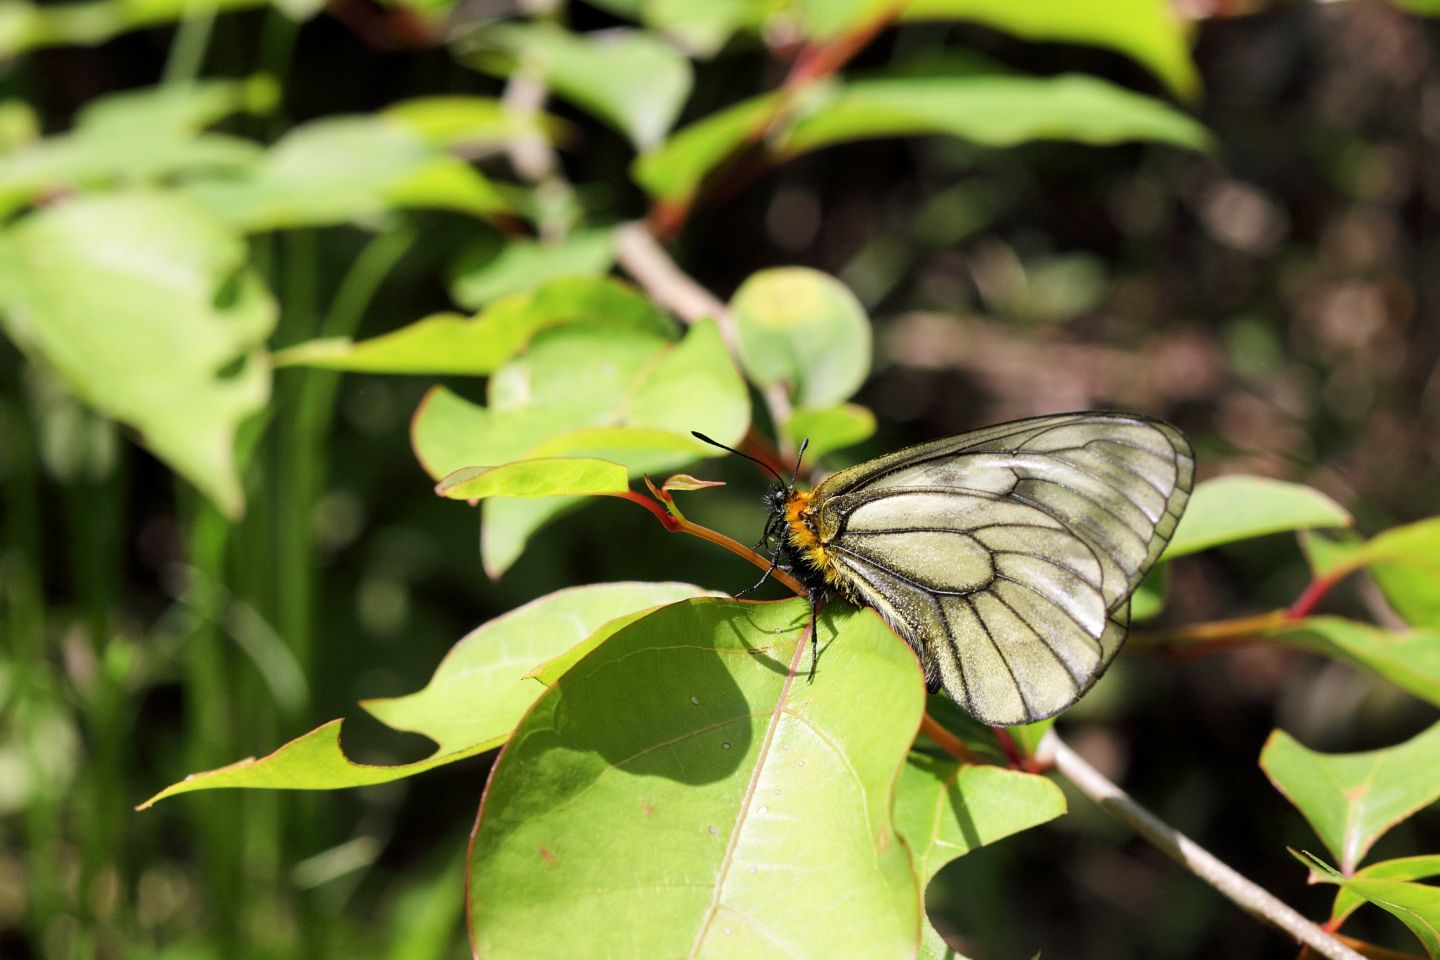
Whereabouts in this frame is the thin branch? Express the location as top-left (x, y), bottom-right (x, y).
top-left (614, 221), bottom-right (739, 352)
top-left (1039, 733), bottom-right (1366, 960)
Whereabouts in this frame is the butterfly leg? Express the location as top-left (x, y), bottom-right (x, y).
top-left (806, 588), bottom-right (821, 682)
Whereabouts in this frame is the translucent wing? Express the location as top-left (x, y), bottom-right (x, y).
top-left (810, 412), bottom-right (1193, 725)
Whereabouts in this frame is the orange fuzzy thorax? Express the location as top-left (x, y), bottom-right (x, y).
top-left (783, 490), bottom-right (849, 590)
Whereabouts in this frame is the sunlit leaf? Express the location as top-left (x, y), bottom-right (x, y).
top-left (1261, 721), bottom-right (1440, 872)
top-left (138, 583), bottom-right (710, 807)
top-left (435, 458), bottom-right (630, 500)
top-left (895, 757), bottom-right (1065, 885)
top-left (0, 190), bottom-right (273, 517)
top-left (471, 23), bottom-right (692, 149)
top-left (900, 0), bottom-right (1198, 97)
top-left (278, 277), bottom-right (671, 375)
top-left (661, 473), bottom-right (726, 491)
top-left (450, 229), bottom-right (616, 310)
top-left (182, 116), bottom-right (506, 230)
top-left (783, 403), bottom-right (876, 460)
top-left (1263, 617), bottom-right (1440, 709)
top-left (1330, 855), bottom-right (1440, 926)
top-left (469, 598), bottom-right (927, 956)
top-left (382, 95), bottom-right (561, 149)
top-left (731, 267), bottom-right (872, 408)
top-left (0, 78), bottom-right (271, 215)
top-left (783, 74), bottom-right (1212, 156)
top-left (1307, 519), bottom-right (1440, 629)
top-left (632, 92), bottom-right (781, 202)
top-left (583, 0), bottom-right (768, 55)
top-left (1164, 476), bottom-right (1352, 559)
top-left (1302, 852), bottom-right (1440, 959)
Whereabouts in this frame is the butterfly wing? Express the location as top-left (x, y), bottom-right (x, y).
top-left (809, 412), bottom-right (1193, 725)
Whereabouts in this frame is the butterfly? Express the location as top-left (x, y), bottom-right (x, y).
top-left (698, 412), bottom-right (1194, 726)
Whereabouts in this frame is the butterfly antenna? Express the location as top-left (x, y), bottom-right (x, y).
top-left (787, 438), bottom-right (809, 494)
top-left (691, 431), bottom-right (786, 486)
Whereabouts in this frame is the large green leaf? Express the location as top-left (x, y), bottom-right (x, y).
top-left (783, 74), bottom-right (1212, 156)
top-left (0, 190), bottom-right (274, 517)
top-left (899, 0), bottom-right (1198, 97)
top-left (582, 0), bottom-right (768, 55)
top-left (471, 23), bottom-right (692, 149)
top-left (783, 403), bottom-right (876, 460)
top-left (469, 598), bottom-right (927, 957)
top-left (182, 116), bottom-right (506, 230)
top-left (1163, 476), bottom-right (1352, 559)
top-left (277, 276), bottom-right (671, 375)
top-left (731, 267), bottom-right (872, 409)
top-left (138, 582), bottom-right (710, 807)
top-left (1263, 617), bottom-right (1440, 708)
top-left (1261, 721), bottom-right (1440, 872)
top-left (0, 78), bottom-right (271, 215)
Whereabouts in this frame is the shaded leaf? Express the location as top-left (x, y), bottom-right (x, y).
top-left (469, 598), bottom-right (927, 956)
top-left (731, 267), bottom-right (872, 408)
top-left (435, 458), bottom-right (630, 500)
top-left (138, 582), bottom-right (710, 807)
top-left (1261, 721), bottom-right (1440, 872)
top-left (0, 190), bottom-right (273, 517)
top-left (472, 23), bottom-right (692, 149)
top-left (1164, 476), bottom-right (1352, 559)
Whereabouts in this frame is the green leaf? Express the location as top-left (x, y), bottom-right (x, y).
top-left (731, 267), bottom-right (872, 408)
top-left (181, 116), bottom-right (506, 231)
top-left (1390, 0), bottom-right (1440, 16)
top-left (1260, 721), bottom-right (1440, 872)
top-left (277, 276), bottom-right (671, 375)
top-left (410, 314), bottom-right (749, 576)
top-left (138, 582), bottom-right (710, 807)
top-left (1309, 519), bottom-right (1440, 630)
top-left (472, 23), bottom-right (693, 149)
top-left (1302, 852), bottom-right (1440, 959)
top-left (895, 755), bottom-right (1065, 885)
top-left (583, 0), bottom-right (768, 55)
top-left (0, 79), bottom-right (270, 215)
top-left (1163, 476), bottom-right (1352, 559)
top-left (1130, 565), bottom-right (1168, 622)
top-left (381, 95), bottom-right (560, 149)
top-left (469, 598), bottom-right (927, 956)
top-left (783, 73), bottom-right (1212, 157)
top-left (450, 228), bottom-right (617, 310)
top-left (0, 190), bottom-right (273, 517)
top-left (0, 0), bottom-right (271, 59)
top-left (1263, 617), bottom-right (1440, 709)
top-left (632, 92), bottom-right (781, 202)
top-left (1330, 855), bottom-right (1440, 926)
top-left (783, 403), bottom-right (876, 460)
top-left (899, 0), bottom-right (1198, 98)
top-left (435, 458), bottom-right (630, 500)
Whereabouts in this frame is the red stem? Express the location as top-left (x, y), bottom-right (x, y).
top-left (1287, 572), bottom-right (1346, 620)
top-left (919, 713), bottom-right (982, 765)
